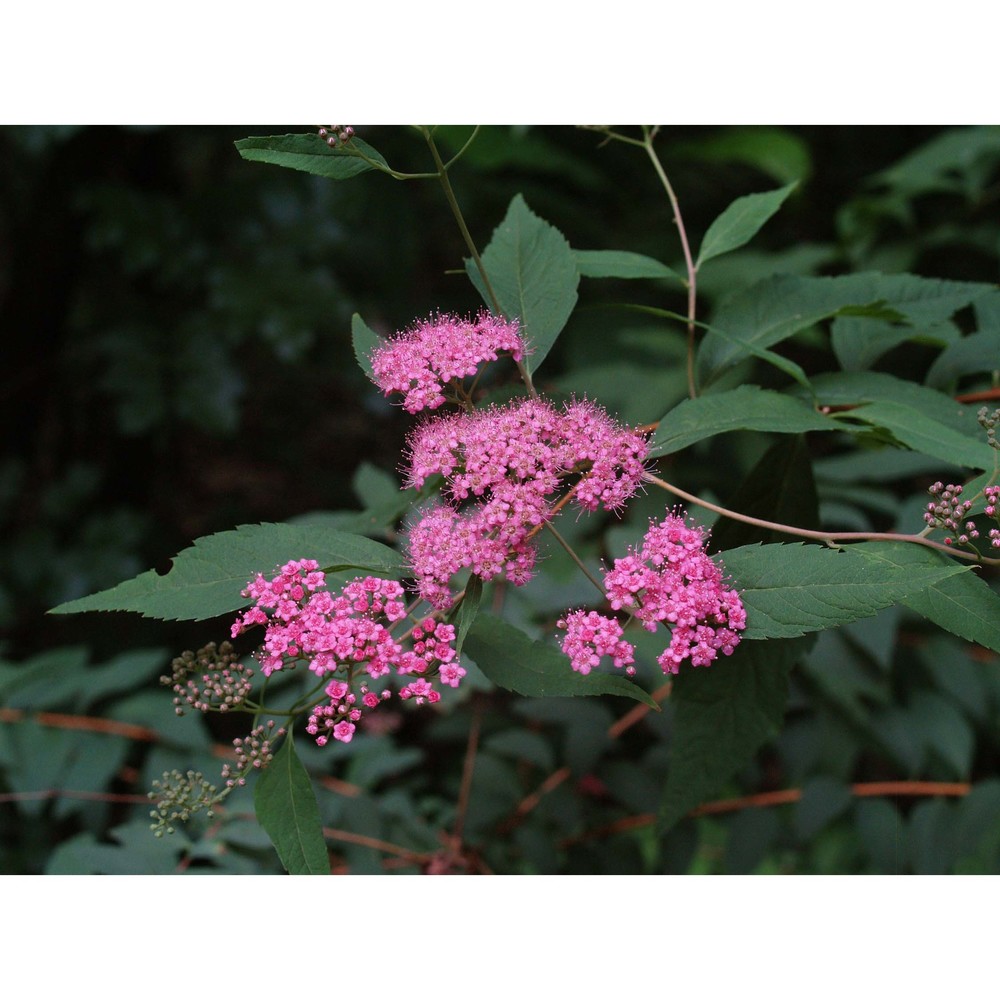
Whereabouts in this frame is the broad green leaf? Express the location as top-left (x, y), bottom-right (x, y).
top-left (649, 385), bottom-right (837, 457)
top-left (696, 182), bottom-right (798, 268)
top-left (926, 329), bottom-right (1000, 389)
top-left (254, 736), bottom-right (329, 875)
top-left (710, 436), bottom-right (820, 551)
top-left (832, 315), bottom-right (959, 372)
top-left (49, 523), bottom-right (404, 621)
top-left (699, 272), bottom-right (993, 384)
top-left (837, 400), bottom-right (996, 470)
top-left (802, 370), bottom-right (996, 469)
top-left (857, 548), bottom-right (1000, 655)
top-left (352, 313), bottom-right (381, 381)
top-left (464, 615), bottom-right (658, 707)
top-left (660, 636), bottom-right (809, 830)
top-left (465, 194), bottom-right (579, 375)
top-left (235, 133), bottom-right (388, 180)
top-left (721, 541), bottom-right (969, 640)
top-left (573, 249), bottom-right (682, 283)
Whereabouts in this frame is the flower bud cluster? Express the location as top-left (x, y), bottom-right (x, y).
top-left (404, 397), bottom-right (649, 607)
top-left (556, 610), bottom-right (635, 676)
top-left (221, 721), bottom-right (285, 787)
top-left (978, 406), bottom-right (1000, 450)
top-left (924, 482), bottom-right (979, 546)
top-left (162, 641), bottom-right (252, 715)
top-left (232, 559), bottom-right (465, 744)
top-left (148, 769), bottom-right (218, 837)
top-left (370, 312), bottom-right (525, 414)
top-left (559, 511), bottom-right (746, 676)
top-left (984, 485), bottom-right (1000, 549)
top-left (317, 125), bottom-right (355, 148)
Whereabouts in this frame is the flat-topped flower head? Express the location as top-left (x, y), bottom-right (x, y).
top-left (558, 509), bottom-right (746, 680)
top-left (369, 311), bottom-right (525, 413)
top-left (403, 397), bottom-right (649, 607)
top-left (232, 560), bottom-right (463, 744)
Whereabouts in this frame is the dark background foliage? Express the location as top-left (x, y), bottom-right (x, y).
top-left (3, 125), bottom-right (999, 874)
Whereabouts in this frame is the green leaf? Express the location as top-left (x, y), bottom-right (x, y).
top-left (722, 541), bottom-right (969, 641)
top-left (802, 371), bottom-right (996, 469)
top-left (648, 385), bottom-right (838, 457)
top-left (254, 736), bottom-right (329, 875)
top-left (452, 575), bottom-right (483, 659)
top-left (573, 249), bottom-right (682, 283)
top-left (885, 558), bottom-right (1000, 655)
top-left (699, 272), bottom-right (994, 385)
top-left (837, 400), bottom-right (996, 470)
top-left (352, 313), bottom-right (381, 381)
top-left (465, 194), bottom-right (579, 375)
top-left (49, 522), bottom-right (404, 621)
top-left (660, 636), bottom-right (809, 830)
top-left (235, 133), bottom-right (388, 180)
top-left (832, 315), bottom-right (959, 372)
top-left (696, 182), bottom-right (798, 268)
top-left (926, 329), bottom-right (1000, 389)
top-left (463, 614), bottom-right (658, 707)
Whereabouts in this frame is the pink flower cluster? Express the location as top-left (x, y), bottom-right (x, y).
top-left (404, 397), bottom-right (649, 608)
top-left (556, 610), bottom-right (635, 676)
top-left (559, 512), bottom-right (746, 676)
top-left (370, 312), bottom-right (525, 414)
top-left (231, 559), bottom-right (465, 745)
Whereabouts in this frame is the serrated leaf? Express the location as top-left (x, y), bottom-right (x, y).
top-left (649, 385), bottom-right (837, 457)
top-left (465, 194), bottom-right (579, 375)
top-left (836, 401), bottom-right (995, 470)
top-left (660, 636), bottom-right (809, 830)
top-left (464, 615), bottom-right (657, 707)
top-left (49, 523), bottom-right (404, 621)
top-left (352, 313), bottom-right (381, 381)
top-left (696, 182), bottom-right (797, 268)
top-left (871, 554), bottom-right (1000, 655)
top-left (254, 736), bottom-right (329, 875)
top-left (235, 133), bottom-right (388, 180)
top-left (573, 249), bottom-right (682, 283)
top-left (722, 541), bottom-right (969, 640)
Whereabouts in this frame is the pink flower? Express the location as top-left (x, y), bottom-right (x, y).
top-left (369, 311), bottom-right (525, 414)
top-left (560, 510), bottom-right (746, 678)
top-left (403, 397), bottom-right (649, 607)
top-left (235, 562), bottom-right (466, 746)
top-left (557, 610), bottom-right (635, 676)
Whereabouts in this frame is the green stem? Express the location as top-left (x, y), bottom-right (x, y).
top-left (641, 126), bottom-right (699, 399)
top-left (543, 520), bottom-right (606, 594)
top-left (422, 127), bottom-right (538, 399)
top-left (644, 472), bottom-right (1000, 565)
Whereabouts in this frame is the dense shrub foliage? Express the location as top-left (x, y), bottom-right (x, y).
top-left (3, 125), bottom-right (1000, 874)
